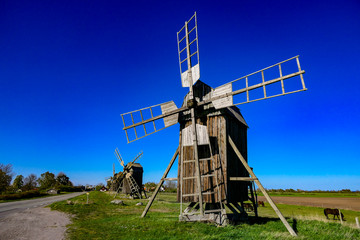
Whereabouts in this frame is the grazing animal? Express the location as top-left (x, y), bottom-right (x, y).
top-left (258, 201), bottom-right (265, 207)
top-left (243, 203), bottom-right (254, 212)
top-left (324, 208), bottom-right (345, 220)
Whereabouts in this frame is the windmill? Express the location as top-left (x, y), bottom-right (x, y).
top-left (120, 12), bottom-right (306, 236)
top-left (112, 148), bottom-right (147, 199)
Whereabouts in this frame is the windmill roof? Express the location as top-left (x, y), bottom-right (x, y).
top-left (181, 80), bottom-right (248, 127)
top-left (225, 106), bottom-right (248, 128)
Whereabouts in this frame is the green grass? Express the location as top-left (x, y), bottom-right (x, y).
top-left (254, 203), bottom-right (360, 226)
top-left (257, 192), bottom-right (360, 198)
top-left (50, 192), bottom-right (360, 240)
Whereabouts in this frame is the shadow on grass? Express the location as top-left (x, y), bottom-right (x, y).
top-left (229, 214), bottom-right (298, 229)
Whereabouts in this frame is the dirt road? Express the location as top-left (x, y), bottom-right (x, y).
top-left (0, 192), bottom-right (85, 240)
top-left (0, 192), bottom-right (85, 217)
top-left (258, 196), bottom-right (360, 211)
top-left (0, 207), bottom-right (70, 240)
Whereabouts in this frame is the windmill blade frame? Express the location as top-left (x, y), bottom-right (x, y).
top-left (207, 55), bottom-right (306, 109)
top-left (125, 151), bottom-right (143, 170)
top-left (121, 101), bottom-right (181, 143)
top-left (114, 148), bottom-right (125, 167)
top-left (177, 12), bottom-right (200, 87)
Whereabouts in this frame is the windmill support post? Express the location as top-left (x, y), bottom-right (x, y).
top-left (228, 136), bottom-right (297, 237)
top-left (184, 18), bottom-right (204, 217)
top-left (141, 147), bottom-right (179, 218)
top-left (114, 176), bottom-right (124, 198)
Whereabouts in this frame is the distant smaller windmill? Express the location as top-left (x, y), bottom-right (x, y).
top-left (113, 148), bottom-right (147, 199)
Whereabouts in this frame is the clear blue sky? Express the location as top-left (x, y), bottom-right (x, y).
top-left (1, 1), bottom-right (359, 190)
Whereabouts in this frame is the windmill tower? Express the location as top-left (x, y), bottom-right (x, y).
top-left (113, 148), bottom-right (147, 199)
top-left (120, 12), bottom-right (306, 236)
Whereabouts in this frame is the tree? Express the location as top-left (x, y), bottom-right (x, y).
top-left (23, 174), bottom-right (37, 191)
top-left (12, 175), bottom-right (24, 190)
top-left (0, 163), bottom-right (14, 193)
top-left (56, 172), bottom-right (72, 186)
top-left (164, 180), bottom-right (177, 191)
top-left (95, 183), bottom-right (104, 191)
top-left (38, 171), bottom-right (56, 189)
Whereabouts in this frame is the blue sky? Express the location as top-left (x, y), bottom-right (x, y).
top-left (0, 1), bottom-right (359, 190)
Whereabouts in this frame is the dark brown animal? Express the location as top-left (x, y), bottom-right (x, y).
top-left (258, 201), bottom-right (265, 207)
top-left (324, 208), bottom-right (345, 220)
top-left (243, 203), bottom-right (254, 212)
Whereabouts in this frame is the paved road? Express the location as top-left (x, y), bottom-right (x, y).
top-left (0, 192), bottom-right (85, 218)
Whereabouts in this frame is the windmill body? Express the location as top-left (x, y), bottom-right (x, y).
top-left (177, 80), bottom-right (249, 204)
top-left (120, 163), bottom-right (144, 195)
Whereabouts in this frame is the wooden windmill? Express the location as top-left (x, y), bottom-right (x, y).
top-left (120, 12), bottom-right (306, 236)
top-left (113, 148), bottom-right (147, 199)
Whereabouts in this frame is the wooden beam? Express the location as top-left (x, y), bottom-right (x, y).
top-left (185, 17), bottom-right (204, 216)
top-left (141, 147), bottom-right (179, 218)
top-left (228, 136), bottom-right (297, 237)
top-left (230, 177), bottom-right (258, 181)
top-left (163, 178), bottom-right (178, 181)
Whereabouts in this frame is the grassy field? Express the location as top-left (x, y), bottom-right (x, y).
top-left (257, 192), bottom-right (360, 198)
top-left (50, 191), bottom-right (360, 240)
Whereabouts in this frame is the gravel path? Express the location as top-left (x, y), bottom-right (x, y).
top-left (0, 207), bottom-right (71, 240)
top-left (0, 192), bottom-right (85, 240)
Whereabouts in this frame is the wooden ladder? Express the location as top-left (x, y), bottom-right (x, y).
top-left (127, 175), bottom-right (142, 199)
top-left (179, 134), bottom-right (225, 222)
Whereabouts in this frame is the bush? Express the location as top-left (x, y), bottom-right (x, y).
top-left (57, 185), bottom-right (82, 193)
top-left (0, 190), bottom-right (43, 200)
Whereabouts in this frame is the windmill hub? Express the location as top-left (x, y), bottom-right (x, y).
top-left (186, 99), bottom-right (197, 108)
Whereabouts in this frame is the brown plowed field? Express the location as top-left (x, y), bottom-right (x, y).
top-left (257, 196), bottom-right (360, 211)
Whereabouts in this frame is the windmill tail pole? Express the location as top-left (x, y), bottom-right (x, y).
top-left (228, 136), bottom-right (298, 237)
top-left (141, 147), bottom-right (179, 218)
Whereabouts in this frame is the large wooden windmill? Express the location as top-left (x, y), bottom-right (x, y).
top-left (112, 148), bottom-right (147, 199)
top-left (120, 12), bottom-right (306, 236)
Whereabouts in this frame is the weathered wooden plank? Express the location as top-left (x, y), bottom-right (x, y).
top-left (181, 64), bottom-right (200, 87)
top-left (212, 83), bottom-right (233, 109)
top-left (182, 124), bottom-right (209, 146)
top-left (160, 101), bottom-right (179, 127)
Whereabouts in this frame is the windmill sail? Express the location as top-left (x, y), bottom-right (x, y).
top-left (206, 55), bottom-right (306, 109)
top-left (127, 151), bottom-right (143, 169)
top-left (121, 101), bottom-right (182, 143)
top-left (114, 148), bottom-right (125, 167)
top-left (177, 12), bottom-right (200, 87)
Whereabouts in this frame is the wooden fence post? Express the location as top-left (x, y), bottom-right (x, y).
top-left (355, 217), bottom-right (359, 229)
